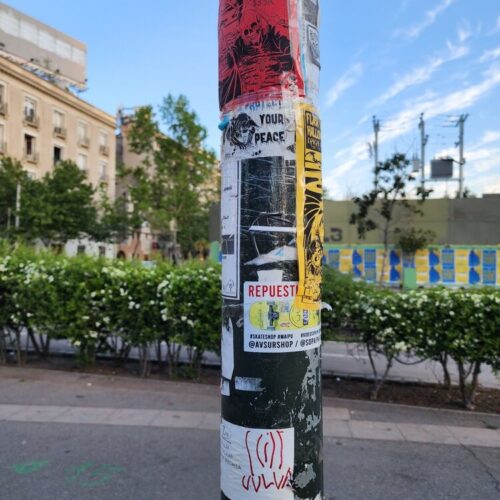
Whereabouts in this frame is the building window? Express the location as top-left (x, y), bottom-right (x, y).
top-left (24, 134), bottom-right (37, 162)
top-left (53, 110), bottom-right (66, 137)
top-left (0, 83), bottom-right (7, 116)
top-left (77, 245), bottom-right (86, 255)
top-left (99, 131), bottom-right (109, 155)
top-left (98, 246), bottom-right (106, 257)
top-left (77, 153), bottom-right (87, 172)
top-left (77, 122), bottom-right (89, 147)
top-left (53, 146), bottom-right (63, 165)
top-left (24, 97), bottom-right (38, 125)
top-left (99, 161), bottom-right (107, 181)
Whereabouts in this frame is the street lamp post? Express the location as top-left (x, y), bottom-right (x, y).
top-left (218, 1), bottom-right (324, 498)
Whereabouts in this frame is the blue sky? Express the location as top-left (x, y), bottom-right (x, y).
top-left (7, 0), bottom-right (500, 199)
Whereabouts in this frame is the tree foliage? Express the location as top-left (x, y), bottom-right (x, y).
top-left (350, 153), bottom-right (432, 280)
top-left (124, 95), bottom-right (218, 256)
top-left (0, 158), bottom-right (127, 247)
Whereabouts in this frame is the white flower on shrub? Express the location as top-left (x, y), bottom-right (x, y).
top-left (394, 341), bottom-right (407, 351)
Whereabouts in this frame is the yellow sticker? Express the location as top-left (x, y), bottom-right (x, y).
top-left (295, 105), bottom-right (323, 310)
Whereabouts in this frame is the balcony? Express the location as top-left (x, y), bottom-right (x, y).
top-left (23, 150), bottom-right (38, 164)
top-left (78, 136), bottom-right (90, 148)
top-left (53, 126), bottom-right (67, 139)
top-left (0, 141), bottom-right (6, 154)
top-left (23, 112), bottom-right (39, 128)
top-left (99, 144), bottom-right (110, 156)
top-left (0, 101), bottom-right (8, 117)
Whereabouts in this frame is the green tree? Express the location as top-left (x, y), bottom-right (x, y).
top-left (124, 95), bottom-right (218, 257)
top-left (350, 153), bottom-right (432, 282)
top-left (0, 157), bottom-right (29, 239)
top-left (93, 187), bottom-right (133, 244)
top-left (20, 161), bottom-right (98, 246)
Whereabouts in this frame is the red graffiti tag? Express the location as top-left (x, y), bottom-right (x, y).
top-left (241, 430), bottom-right (293, 493)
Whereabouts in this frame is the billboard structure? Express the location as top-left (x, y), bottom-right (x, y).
top-left (0, 3), bottom-right (87, 88)
top-left (431, 158), bottom-right (454, 179)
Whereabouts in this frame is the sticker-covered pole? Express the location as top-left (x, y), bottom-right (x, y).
top-left (219, 1), bottom-right (323, 499)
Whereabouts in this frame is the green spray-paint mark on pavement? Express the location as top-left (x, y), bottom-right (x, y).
top-left (11, 460), bottom-right (50, 475)
top-left (65, 461), bottom-right (125, 489)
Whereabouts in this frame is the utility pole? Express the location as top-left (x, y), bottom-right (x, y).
top-left (456, 114), bottom-right (468, 198)
top-left (418, 113), bottom-right (428, 192)
top-left (218, 1), bottom-right (323, 498)
top-left (373, 115), bottom-right (380, 189)
top-left (15, 182), bottom-right (21, 229)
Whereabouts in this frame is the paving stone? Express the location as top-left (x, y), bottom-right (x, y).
top-left (198, 412), bottom-right (220, 430)
top-left (396, 423), bottom-right (460, 445)
top-left (9, 405), bottom-right (69, 422)
top-left (150, 410), bottom-right (205, 429)
top-left (52, 407), bottom-right (116, 424)
top-left (447, 426), bottom-right (500, 448)
top-left (349, 420), bottom-right (405, 441)
top-left (0, 404), bottom-right (29, 420)
top-left (102, 408), bottom-right (161, 427)
top-left (323, 406), bottom-right (350, 420)
top-left (323, 418), bottom-right (352, 438)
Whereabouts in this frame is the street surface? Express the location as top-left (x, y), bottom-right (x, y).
top-left (1, 366), bottom-right (499, 499)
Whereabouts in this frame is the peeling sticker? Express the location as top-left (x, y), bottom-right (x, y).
top-left (221, 419), bottom-right (295, 499)
top-left (235, 377), bottom-right (264, 392)
top-left (222, 316), bottom-right (235, 379)
top-left (221, 379), bottom-right (231, 396)
top-left (294, 464), bottom-right (316, 489)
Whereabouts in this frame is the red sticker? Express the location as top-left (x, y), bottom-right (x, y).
top-left (219, 0), bottom-right (304, 111)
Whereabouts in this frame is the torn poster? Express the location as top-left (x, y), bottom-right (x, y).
top-left (295, 104), bottom-right (323, 310)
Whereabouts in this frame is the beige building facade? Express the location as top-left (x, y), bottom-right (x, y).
top-left (0, 55), bottom-right (116, 199)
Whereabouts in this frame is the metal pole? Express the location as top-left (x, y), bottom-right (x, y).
top-left (418, 113), bottom-right (428, 192)
top-left (218, 1), bottom-right (323, 498)
top-left (15, 182), bottom-right (21, 229)
top-left (373, 116), bottom-right (380, 189)
top-left (457, 114), bottom-right (468, 198)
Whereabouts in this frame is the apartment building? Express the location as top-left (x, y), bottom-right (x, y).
top-left (0, 55), bottom-right (116, 199)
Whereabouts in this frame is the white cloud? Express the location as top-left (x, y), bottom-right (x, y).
top-left (326, 63), bottom-right (363, 107)
top-left (370, 42), bottom-right (469, 107)
top-left (480, 46), bottom-right (500, 63)
top-left (395, 0), bottom-right (455, 39)
top-left (457, 22), bottom-right (471, 43)
top-left (379, 63), bottom-right (500, 144)
top-left (480, 130), bottom-right (500, 145)
top-left (486, 16), bottom-right (500, 35)
top-left (330, 63), bottom-right (500, 195)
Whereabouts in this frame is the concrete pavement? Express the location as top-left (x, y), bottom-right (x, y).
top-left (0, 366), bottom-right (499, 499)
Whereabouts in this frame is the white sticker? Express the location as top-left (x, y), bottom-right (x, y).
top-left (221, 419), bottom-right (294, 499)
top-left (221, 317), bottom-right (234, 379)
top-left (244, 281), bottom-right (321, 353)
top-left (222, 100), bottom-right (296, 161)
top-left (221, 379), bottom-right (230, 396)
top-left (221, 160), bottom-right (241, 299)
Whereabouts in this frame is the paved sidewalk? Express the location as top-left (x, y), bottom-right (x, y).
top-left (1, 366), bottom-right (500, 499)
top-left (1, 402), bottom-right (499, 449)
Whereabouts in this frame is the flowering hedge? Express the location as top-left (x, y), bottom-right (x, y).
top-left (0, 252), bottom-right (499, 408)
top-left (322, 267), bottom-right (500, 407)
top-left (0, 249), bottom-right (221, 377)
